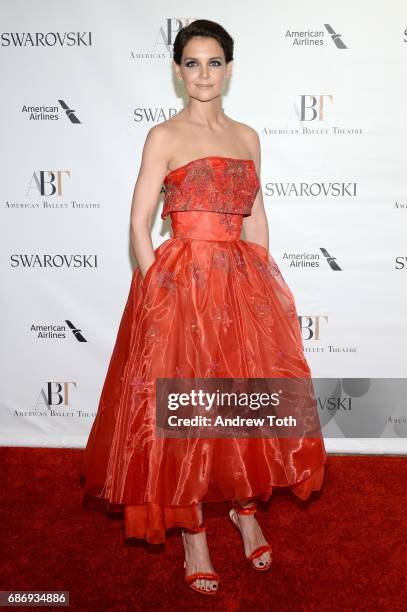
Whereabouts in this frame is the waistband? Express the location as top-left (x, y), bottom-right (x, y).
top-left (170, 210), bottom-right (243, 242)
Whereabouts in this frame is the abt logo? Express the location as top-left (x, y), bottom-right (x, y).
top-left (37, 382), bottom-right (77, 408)
top-left (299, 316), bottom-right (328, 340)
top-left (157, 18), bottom-right (196, 50)
top-left (27, 170), bottom-right (70, 196)
top-left (293, 95), bottom-right (333, 121)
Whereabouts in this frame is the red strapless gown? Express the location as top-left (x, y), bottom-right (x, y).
top-left (80, 156), bottom-right (327, 544)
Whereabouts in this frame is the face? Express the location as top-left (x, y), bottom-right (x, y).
top-left (174, 35), bottom-right (232, 102)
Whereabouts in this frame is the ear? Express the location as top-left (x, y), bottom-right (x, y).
top-left (226, 60), bottom-right (233, 78)
top-left (173, 61), bottom-right (182, 81)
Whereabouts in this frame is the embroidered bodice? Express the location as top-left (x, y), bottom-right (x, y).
top-left (161, 156), bottom-right (260, 220)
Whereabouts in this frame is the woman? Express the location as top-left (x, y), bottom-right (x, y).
top-left (81, 19), bottom-right (327, 596)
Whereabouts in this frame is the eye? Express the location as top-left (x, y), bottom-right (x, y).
top-left (184, 60), bottom-right (223, 68)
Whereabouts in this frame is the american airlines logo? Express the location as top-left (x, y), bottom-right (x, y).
top-left (58, 99), bottom-right (81, 123)
top-left (320, 248), bottom-right (342, 271)
top-left (283, 249), bottom-right (342, 270)
top-left (22, 100), bottom-right (82, 123)
top-left (31, 321), bottom-right (88, 342)
top-left (66, 320), bottom-right (87, 341)
top-left (324, 24), bottom-right (347, 49)
top-left (285, 24), bottom-right (348, 49)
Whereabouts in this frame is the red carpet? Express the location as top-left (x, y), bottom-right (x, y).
top-left (1, 448), bottom-right (406, 611)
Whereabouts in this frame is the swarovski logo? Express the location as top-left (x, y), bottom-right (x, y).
top-left (1, 31), bottom-right (92, 47)
top-left (10, 254), bottom-right (98, 268)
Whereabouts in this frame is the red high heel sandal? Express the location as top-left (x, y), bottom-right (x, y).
top-left (181, 523), bottom-right (220, 595)
top-left (229, 500), bottom-right (273, 571)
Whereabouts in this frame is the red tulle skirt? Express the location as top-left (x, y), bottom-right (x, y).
top-left (81, 211), bottom-right (327, 544)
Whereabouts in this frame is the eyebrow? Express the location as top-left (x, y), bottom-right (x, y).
top-left (183, 56), bottom-right (223, 61)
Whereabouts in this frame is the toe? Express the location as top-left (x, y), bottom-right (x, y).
top-left (254, 551), bottom-right (271, 568)
top-left (262, 551), bottom-right (271, 566)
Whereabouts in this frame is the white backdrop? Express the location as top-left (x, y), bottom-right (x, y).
top-left (1, 0), bottom-right (406, 452)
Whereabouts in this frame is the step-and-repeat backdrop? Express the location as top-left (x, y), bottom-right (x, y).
top-left (1, 1), bottom-right (406, 452)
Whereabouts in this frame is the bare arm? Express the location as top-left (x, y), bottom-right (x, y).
top-left (241, 129), bottom-right (269, 251)
top-left (130, 125), bottom-right (169, 278)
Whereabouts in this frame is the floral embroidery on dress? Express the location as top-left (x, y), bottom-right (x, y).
top-left (218, 213), bottom-right (241, 236)
top-left (186, 317), bottom-right (201, 336)
top-left (162, 157), bottom-right (260, 219)
top-left (144, 324), bottom-right (168, 349)
top-left (188, 261), bottom-right (206, 287)
top-left (157, 269), bottom-right (176, 292)
top-left (255, 258), bottom-right (278, 281)
top-left (234, 251), bottom-right (249, 278)
top-left (212, 304), bottom-right (233, 332)
top-left (212, 249), bottom-right (230, 272)
top-left (269, 262), bottom-right (281, 277)
top-left (129, 376), bottom-right (154, 394)
top-left (224, 159), bottom-right (247, 179)
top-left (286, 304), bottom-right (297, 319)
top-left (249, 296), bottom-right (272, 319)
top-left (145, 324), bottom-right (160, 343)
top-left (184, 160), bottom-right (216, 190)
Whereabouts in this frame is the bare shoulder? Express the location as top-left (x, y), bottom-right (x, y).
top-left (143, 121), bottom-right (172, 150)
top-left (142, 117), bottom-right (184, 164)
top-left (226, 117), bottom-right (260, 158)
top-left (141, 121), bottom-right (177, 171)
top-left (235, 119), bottom-right (260, 148)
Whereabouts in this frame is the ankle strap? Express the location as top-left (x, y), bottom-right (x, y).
top-left (233, 500), bottom-right (257, 515)
top-left (183, 522), bottom-right (206, 534)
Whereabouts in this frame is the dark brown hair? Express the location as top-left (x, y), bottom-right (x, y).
top-left (173, 19), bottom-right (234, 65)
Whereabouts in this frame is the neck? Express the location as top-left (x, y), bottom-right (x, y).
top-left (183, 96), bottom-right (226, 128)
